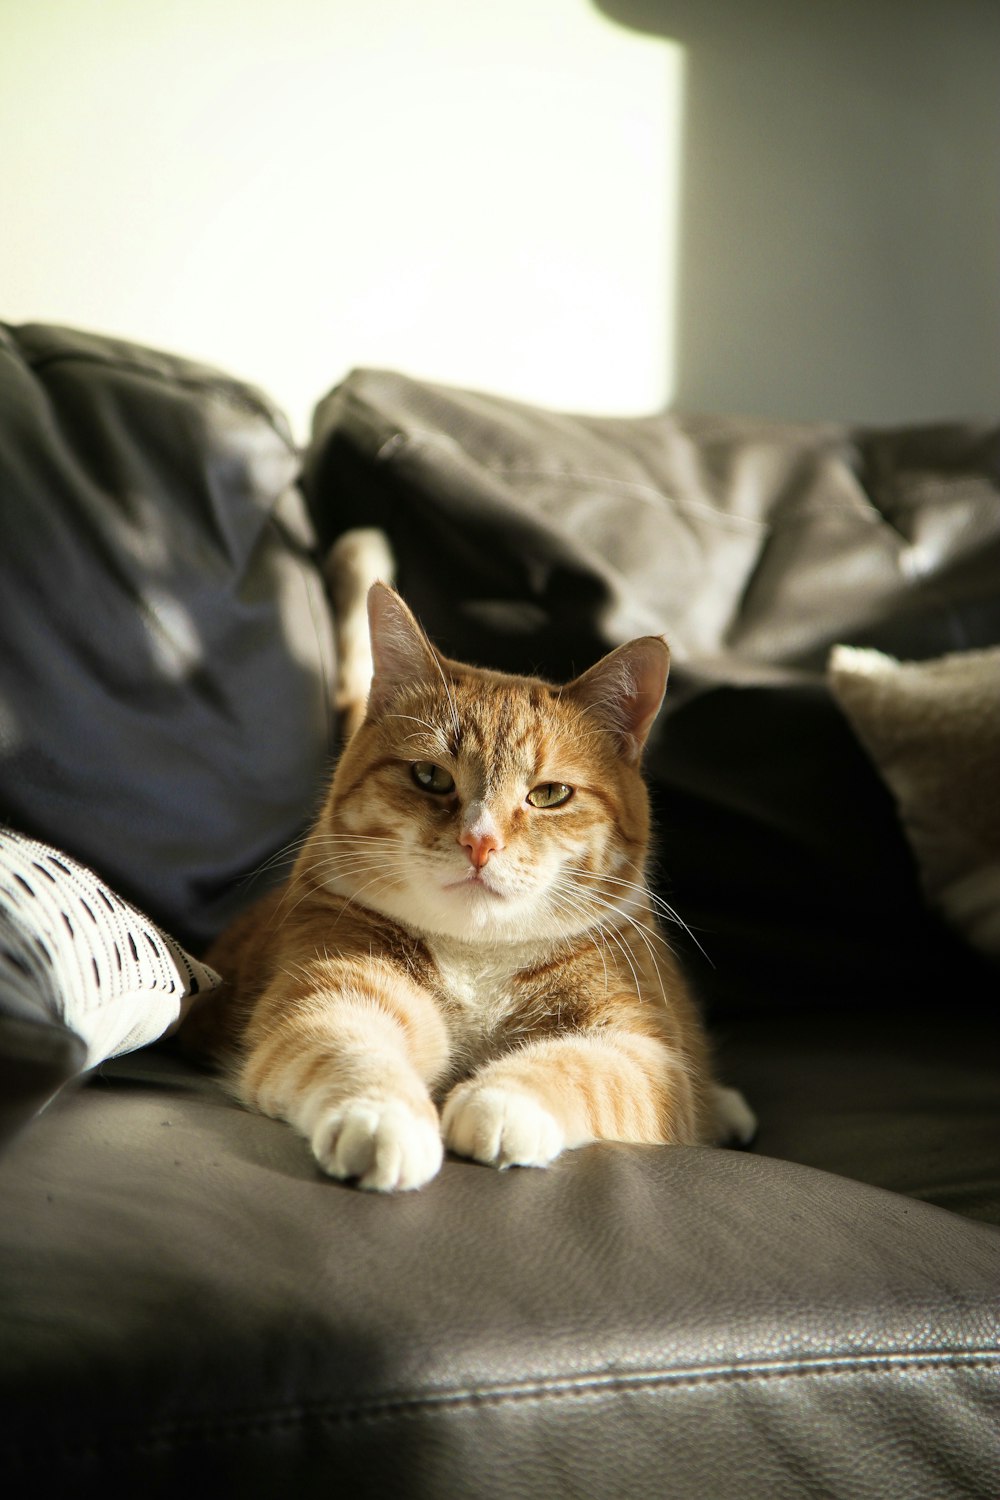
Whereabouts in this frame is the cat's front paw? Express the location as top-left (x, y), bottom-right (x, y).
top-left (442, 1084), bottom-right (564, 1170)
top-left (312, 1097), bottom-right (443, 1192)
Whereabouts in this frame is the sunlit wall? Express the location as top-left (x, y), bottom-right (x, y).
top-left (0, 0), bottom-right (683, 437)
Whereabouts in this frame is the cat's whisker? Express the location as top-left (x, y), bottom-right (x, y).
top-left (306, 833), bottom-right (411, 849)
top-left (268, 881), bottom-right (327, 930)
top-left (271, 869), bottom-right (382, 931)
top-left (434, 663), bottom-right (463, 745)
top-left (550, 873), bottom-right (669, 1005)
top-left (307, 856), bottom-right (412, 894)
top-left (386, 713), bottom-right (445, 736)
top-left (547, 879), bottom-right (616, 996)
top-left (619, 856), bottom-right (702, 927)
top-left (566, 861), bottom-right (715, 968)
top-left (566, 875), bottom-right (681, 966)
top-left (240, 828), bottom-right (319, 887)
top-left (333, 868), bottom-right (413, 920)
top-left (610, 911), bottom-right (670, 1005)
top-left (594, 919), bottom-right (644, 1002)
top-left (265, 849), bottom-right (415, 929)
top-left (640, 893), bottom-right (714, 967)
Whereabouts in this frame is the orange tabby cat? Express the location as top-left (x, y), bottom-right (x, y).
top-left (185, 535), bottom-right (753, 1190)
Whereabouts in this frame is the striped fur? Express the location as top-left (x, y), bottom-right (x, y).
top-left (185, 548), bottom-right (744, 1190)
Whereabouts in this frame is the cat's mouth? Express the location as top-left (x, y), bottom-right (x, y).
top-left (442, 871), bottom-right (506, 900)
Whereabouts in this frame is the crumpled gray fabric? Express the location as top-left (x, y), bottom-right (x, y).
top-left (0, 323), bottom-right (336, 951)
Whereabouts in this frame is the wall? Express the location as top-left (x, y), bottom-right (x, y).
top-left (2, 0), bottom-right (998, 435)
top-left (599, 0), bottom-right (1000, 423)
top-left (0, 0), bottom-right (680, 438)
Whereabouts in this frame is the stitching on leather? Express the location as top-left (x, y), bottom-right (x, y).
top-left (12, 1350), bottom-right (999, 1463)
top-left (499, 468), bottom-right (770, 532)
top-left (381, 432), bottom-right (986, 537)
top-left (250, 1351), bottom-right (1000, 1433)
top-left (384, 433), bottom-right (771, 534)
top-left (380, 431), bottom-right (998, 537)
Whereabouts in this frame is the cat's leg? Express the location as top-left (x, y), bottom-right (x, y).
top-left (441, 1028), bottom-right (702, 1171)
top-left (240, 961), bottom-right (449, 1192)
top-left (324, 527), bottom-right (396, 742)
top-left (712, 1084), bottom-right (757, 1147)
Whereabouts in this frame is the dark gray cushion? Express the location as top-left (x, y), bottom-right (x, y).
top-left (0, 323), bottom-right (336, 952)
top-left (304, 372), bottom-right (1000, 1015)
top-left (2, 1044), bottom-right (997, 1496)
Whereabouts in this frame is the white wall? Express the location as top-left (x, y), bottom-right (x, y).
top-left (2, 0), bottom-right (998, 435)
top-left (0, 0), bottom-right (681, 438)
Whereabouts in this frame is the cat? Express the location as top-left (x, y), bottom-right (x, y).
top-left (182, 530), bottom-right (755, 1190)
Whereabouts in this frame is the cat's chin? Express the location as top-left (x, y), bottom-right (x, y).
top-left (359, 877), bottom-right (564, 946)
top-left (414, 882), bottom-right (527, 942)
top-left (441, 873), bottom-right (506, 901)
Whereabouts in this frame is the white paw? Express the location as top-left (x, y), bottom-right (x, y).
top-left (713, 1085), bottom-right (757, 1147)
top-left (442, 1084), bottom-right (564, 1170)
top-left (312, 1097), bottom-right (443, 1192)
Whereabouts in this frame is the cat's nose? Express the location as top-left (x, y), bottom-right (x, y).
top-left (460, 801), bottom-right (504, 869)
top-left (460, 830), bottom-right (503, 869)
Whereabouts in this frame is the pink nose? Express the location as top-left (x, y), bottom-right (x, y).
top-left (460, 830), bottom-right (503, 869)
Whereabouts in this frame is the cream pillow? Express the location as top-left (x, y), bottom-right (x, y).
top-left (828, 644), bottom-right (1000, 964)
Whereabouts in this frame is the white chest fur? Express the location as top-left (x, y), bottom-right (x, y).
top-left (425, 933), bottom-right (547, 1071)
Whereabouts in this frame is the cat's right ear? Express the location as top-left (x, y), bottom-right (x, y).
top-left (566, 635), bottom-right (670, 764)
top-left (365, 583), bottom-right (443, 718)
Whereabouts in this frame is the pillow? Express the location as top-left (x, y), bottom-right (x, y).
top-left (0, 322), bottom-right (336, 952)
top-left (0, 828), bottom-right (221, 1147)
top-left (829, 644), bottom-right (1000, 965)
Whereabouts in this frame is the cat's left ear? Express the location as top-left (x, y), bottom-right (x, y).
top-left (566, 636), bottom-right (670, 764)
top-left (365, 582), bottom-right (445, 717)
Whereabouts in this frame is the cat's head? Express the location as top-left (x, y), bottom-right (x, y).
top-left (321, 585), bottom-right (669, 945)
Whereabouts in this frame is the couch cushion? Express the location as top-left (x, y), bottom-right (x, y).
top-left (303, 371), bottom-right (1000, 1016)
top-left (0, 323), bottom-right (336, 951)
top-left (715, 1009), bottom-right (1000, 1224)
top-left (1, 1046), bottom-right (997, 1496)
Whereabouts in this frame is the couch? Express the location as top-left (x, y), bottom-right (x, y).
top-left (1, 322), bottom-right (997, 1497)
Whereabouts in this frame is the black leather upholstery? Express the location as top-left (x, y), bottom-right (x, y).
top-left (1, 338), bottom-right (998, 1496)
top-left (3, 1046), bottom-right (997, 1497)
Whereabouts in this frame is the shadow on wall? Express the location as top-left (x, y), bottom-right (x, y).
top-left (593, 0), bottom-right (1000, 424)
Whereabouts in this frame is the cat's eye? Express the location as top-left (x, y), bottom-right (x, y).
top-left (411, 761), bottom-right (456, 795)
top-left (526, 782), bottom-right (574, 809)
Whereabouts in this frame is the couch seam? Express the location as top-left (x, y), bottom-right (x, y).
top-left (491, 467), bottom-right (987, 525)
top-left (378, 431), bottom-right (769, 534)
top-left (377, 433), bottom-right (992, 537)
top-left (9, 1349), bottom-right (999, 1464)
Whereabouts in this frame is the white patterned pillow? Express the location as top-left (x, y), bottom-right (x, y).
top-left (0, 829), bottom-right (220, 1141)
top-left (828, 644), bottom-right (1000, 965)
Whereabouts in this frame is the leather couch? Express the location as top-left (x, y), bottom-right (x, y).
top-left (1, 323), bottom-right (998, 1497)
